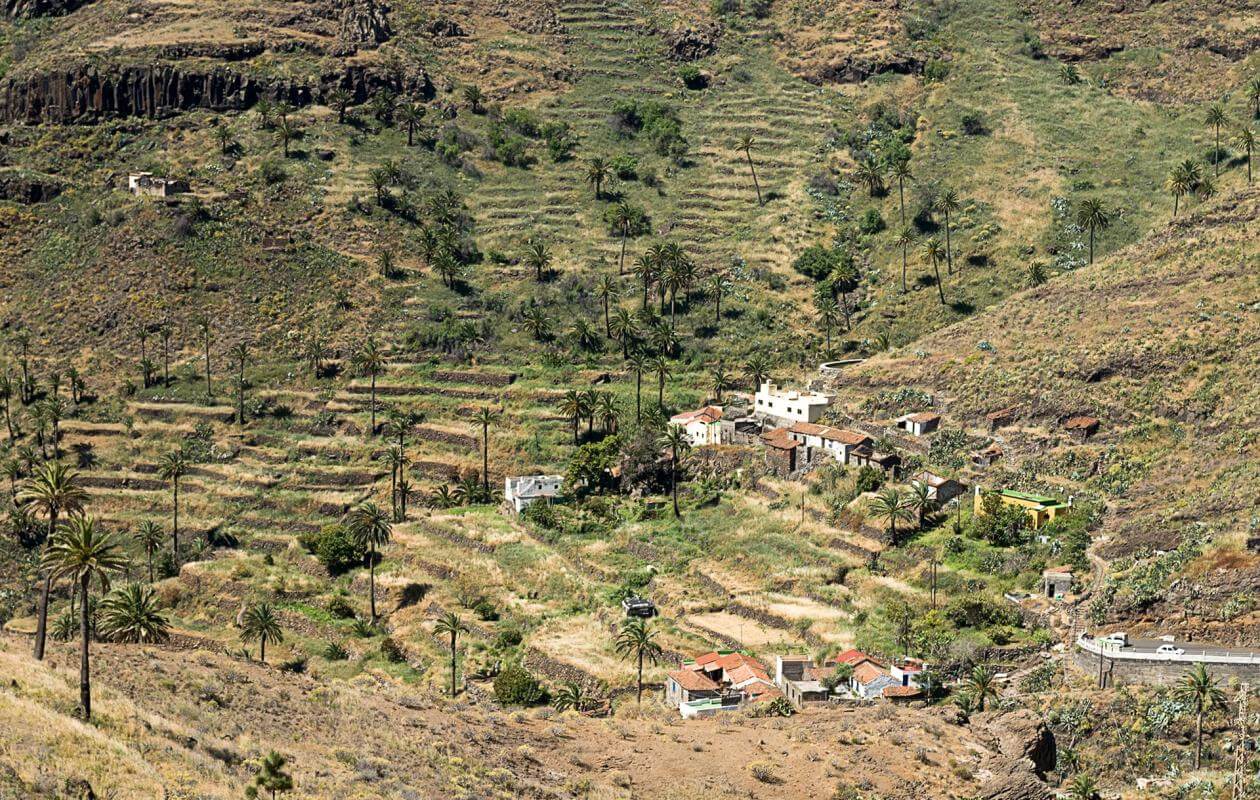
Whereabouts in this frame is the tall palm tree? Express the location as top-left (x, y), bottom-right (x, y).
top-left (1249, 76), bottom-right (1260, 120)
top-left (895, 226), bottom-right (916, 294)
top-left (707, 272), bottom-right (731, 327)
top-left (744, 353), bottom-right (771, 393)
top-left (523, 239), bottom-right (552, 282)
top-left (659, 425), bottom-right (691, 518)
top-left (241, 603), bottom-right (283, 663)
top-left (473, 407), bottom-right (497, 493)
top-left (134, 520), bottom-right (164, 583)
top-left (870, 487), bottom-right (913, 546)
top-left (380, 445), bottom-right (407, 521)
top-left (1174, 663), bottom-right (1226, 769)
top-left (964, 664), bottom-right (999, 711)
top-left (559, 390), bottom-right (584, 445)
top-left (44, 516), bottom-right (125, 719)
top-left (594, 392), bottom-right (619, 434)
top-left (18, 461), bottom-right (87, 661)
top-left (738, 135), bottom-right (763, 206)
top-left (891, 160), bottom-right (913, 225)
top-left (595, 274), bottom-right (617, 337)
top-left (214, 123), bottom-right (234, 155)
top-left (1166, 160), bottom-right (1201, 216)
top-left (1206, 105), bottom-right (1227, 177)
top-left (923, 238), bottom-right (946, 305)
top-left (609, 307), bottom-right (638, 359)
top-left (368, 167), bottom-right (391, 206)
top-left (1235, 126), bottom-right (1255, 184)
top-left (196, 315), bottom-right (212, 400)
top-left (651, 355), bottom-right (671, 408)
top-left (586, 157), bottom-right (612, 199)
top-left (433, 611), bottom-right (467, 697)
top-left (99, 583), bottom-right (170, 644)
top-left (157, 448), bottom-right (188, 565)
top-left (14, 330), bottom-right (32, 404)
top-left (632, 253), bottom-right (658, 311)
top-left (398, 102), bottom-right (426, 146)
top-left (610, 203), bottom-right (635, 274)
top-left (328, 87), bottom-right (353, 124)
top-left (627, 352), bottom-right (647, 422)
top-left (1075, 198), bottom-right (1111, 265)
top-left (815, 295), bottom-right (840, 354)
top-left (230, 341), bottom-right (249, 425)
top-left (907, 481), bottom-right (934, 528)
top-left (352, 338), bottom-right (386, 435)
top-left (614, 618), bottom-right (662, 704)
top-left (855, 157), bottom-right (884, 197)
top-left (0, 372), bottom-right (14, 441)
top-left (936, 189), bottom-right (961, 274)
top-left (346, 501), bottom-right (392, 621)
top-left (709, 364), bottom-right (731, 403)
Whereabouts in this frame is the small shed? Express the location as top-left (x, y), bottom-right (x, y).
top-left (971, 443), bottom-right (1004, 468)
top-left (914, 471), bottom-right (968, 504)
top-left (897, 412), bottom-right (941, 436)
top-left (1043, 567), bottom-right (1073, 599)
top-left (1062, 416), bottom-right (1100, 442)
top-left (985, 406), bottom-right (1018, 432)
top-left (759, 428), bottom-right (800, 476)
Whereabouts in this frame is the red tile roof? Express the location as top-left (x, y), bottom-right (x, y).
top-left (761, 428), bottom-right (800, 450)
top-left (1063, 415), bottom-right (1099, 430)
top-left (882, 685), bottom-right (923, 698)
top-left (668, 669), bottom-right (719, 692)
top-left (672, 406), bottom-right (724, 425)
top-left (725, 663), bottom-right (772, 686)
top-left (833, 649), bottom-right (877, 666)
top-left (822, 428), bottom-right (872, 446)
top-left (853, 662), bottom-right (890, 685)
top-left (788, 421), bottom-right (830, 436)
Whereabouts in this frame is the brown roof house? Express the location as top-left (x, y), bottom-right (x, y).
top-left (971, 443), bottom-right (1004, 468)
top-left (897, 412), bottom-right (941, 436)
top-left (985, 406), bottom-right (1018, 432)
top-left (1062, 416), bottom-right (1100, 442)
top-left (913, 471), bottom-right (968, 504)
top-left (760, 427), bottom-right (800, 476)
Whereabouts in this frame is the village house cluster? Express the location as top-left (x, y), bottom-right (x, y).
top-left (664, 648), bottom-right (930, 717)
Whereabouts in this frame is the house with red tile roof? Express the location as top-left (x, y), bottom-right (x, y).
top-left (669, 405), bottom-right (725, 447)
top-left (668, 651), bottom-right (777, 716)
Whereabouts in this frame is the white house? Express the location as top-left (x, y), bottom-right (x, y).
top-left (754, 382), bottom-right (833, 426)
top-left (128, 172), bottom-right (189, 198)
top-left (786, 423), bottom-right (873, 463)
top-left (896, 412), bottom-right (941, 436)
top-left (669, 405), bottom-right (724, 447)
top-left (504, 474), bottom-right (563, 514)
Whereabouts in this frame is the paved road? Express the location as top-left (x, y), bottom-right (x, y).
top-left (1118, 638), bottom-right (1260, 658)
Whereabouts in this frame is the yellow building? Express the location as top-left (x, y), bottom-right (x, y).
top-left (974, 487), bottom-right (1071, 529)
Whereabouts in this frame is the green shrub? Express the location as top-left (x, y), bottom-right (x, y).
top-left (302, 525), bottom-right (365, 575)
top-left (493, 663), bottom-right (546, 705)
top-left (609, 154), bottom-right (639, 180)
top-left (859, 208), bottom-right (886, 234)
top-left (326, 595), bottom-right (356, 619)
top-left (854, 466), bottom-right (883, 494)
top-left (323, 641), bottom-right (349, 661)
top-left (380, 637), bottom-right (407, 663)
top-left (678, 65), bottom-right (707, 89)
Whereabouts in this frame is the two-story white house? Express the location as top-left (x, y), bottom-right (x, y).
top-left (504, 475), bottom-right (563, 514)
top-left (754, 382), bottom-right (833, 426)
top-left (668, 405), bottom-right (724, 447)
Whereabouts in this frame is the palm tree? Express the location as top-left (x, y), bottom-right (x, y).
top-left (815, 295), bottom-right (840, 354)
top-left (1166, 160), bottom-right (1201, 216)
top-left (44, 516), bottom-right (125, 719)
top-left (594, 392), bottom-right (619, 434)
top-left (936, 189), bottom-right (961, 274)
top-left (275, 117), bottom-right (299, 157)
top-left (398, 102), bottom-right (426, 146)
top-left (18, 461), bottom-right (87, 661)
top-left (1235, 126), bottom-right (1255, 184)
top-left (99, 583), bottom-right (170, 644)
top-left (923, 238), bottom-right (946, 305)
top-left (473, 407), bottom-right (497, 493)
top-left (595, 274), bottom-right (618, 337)
top-left (614, 619), bottom-right (661, 704)
top-left (352, 338), bottom-right (386, 435)
top-left (462, 84), bottom-right (484, 114)
top-left (157, 448), bottom-right (188, 565)
top-left (433, 611), bottom-right (468, 697)
top-left (255, 97), bottom-right (274, 129)
top-left (134, 520), bottom-right (164, 583)
top-left (1206, 105), bottom-right (1227, 177)
top-left (195, 315), bottom-right (212, 401)
top-left (632, 253), bottom-right (658, 311)
top-left (707, 272), bottom-right (731, 327)
top-left (524, 239), bottom-right (552, 282)
top-left (855, 157), bottom-right (884, 197)
top-left (869, 487), bottom-right (913, 546)
top-left (907, 481), bottom-right (934, 528)
top-left (964, 664), bottom-right (999, 711)
top-left (1249, 76), bottom-right (1260, 119)
top-left (891, 160), bottom-right (913, 224)
top-left (241, 603), bottom-right (283, 663)
top-left (1066, 775), bottom-right (1099, 800)
top-left (14, 330), bottom-right (32, 404)
top-left (709, 364), bottom-right (731, 403)
top-left (559, 390), bottom-right (584, 445)
top-left (1174, 663), bottom-right (1226, 769)
top-left (0, 372), bottom-right (14, 441)
top-left (586, 157), bottom-right (612, 199)
top-left (1059, 63), bottom-right (1080, 85)
top-left (895, 226), bottom-right (916, 294)
top-left (346, 501), bottom-right (392, 621)
top-left (368, 166), bottom-right (391, 206)
top-left (230, 341), bottom-right (249, 425)
top-left (1075, 198), bottom-right (1111, 264)
top-left (651, 355), bottom-right (671, 408)
top-left (328, 87), bottom-right (353, 124)
top-left (738, 135), bottom-right (763, 205)
top-left (659, 425), bottom-right (691, 518)
top-left (552, 681), bottom-right (587, 713)
top-left (744, 353), bottom-right (771, 393)
top-left (610, 203), bottom-right (635, 274)
top-left (609, 307), bottom-right (638, 359)
top-left (522, 305), bottom-right (552, 342)
top-left (627, 352), bottom-right (647, 422)
top-left (214, 123), bottom-right (234, 155)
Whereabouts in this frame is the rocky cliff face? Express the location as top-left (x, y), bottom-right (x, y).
top-left (337, 0), bottom-right (392, 46)
top-left (0, 62), bottom-right (432, 124)
top-left (3, 0), bottom-right (91, 18)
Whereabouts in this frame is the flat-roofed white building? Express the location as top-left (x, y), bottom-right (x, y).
top-left (504, 474), bottom-right (563, 514)
top-left (753, 382), bottom-right (833, 426)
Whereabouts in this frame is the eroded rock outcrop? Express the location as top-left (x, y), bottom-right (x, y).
top-left (337, 0), bottom-right (392, 46)
top-left (0, 62), bottom-right (431, 124)
top-left (663, 22), bottom-right (721, 61)
top-left (3, 0), bottom-right (91, 18)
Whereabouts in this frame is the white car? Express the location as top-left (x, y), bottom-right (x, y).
top-left (1155, 644), bottom-right (1185, 656)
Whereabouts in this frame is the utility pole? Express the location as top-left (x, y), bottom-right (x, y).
top-left (1235, 683), bottom-right (1251, 800)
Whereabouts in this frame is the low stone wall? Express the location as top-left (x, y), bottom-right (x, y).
top-left (1072, 646), bottom-right (1260, 687)
top-left (432, 370), bottom-right (516, 387)
top-left (414, 425), bottom-right (478, 450)
top-left (428, 526), bottom-right (495, 555)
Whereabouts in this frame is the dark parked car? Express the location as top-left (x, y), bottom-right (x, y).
top-left (621, 596), bottom-right (658, 618)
